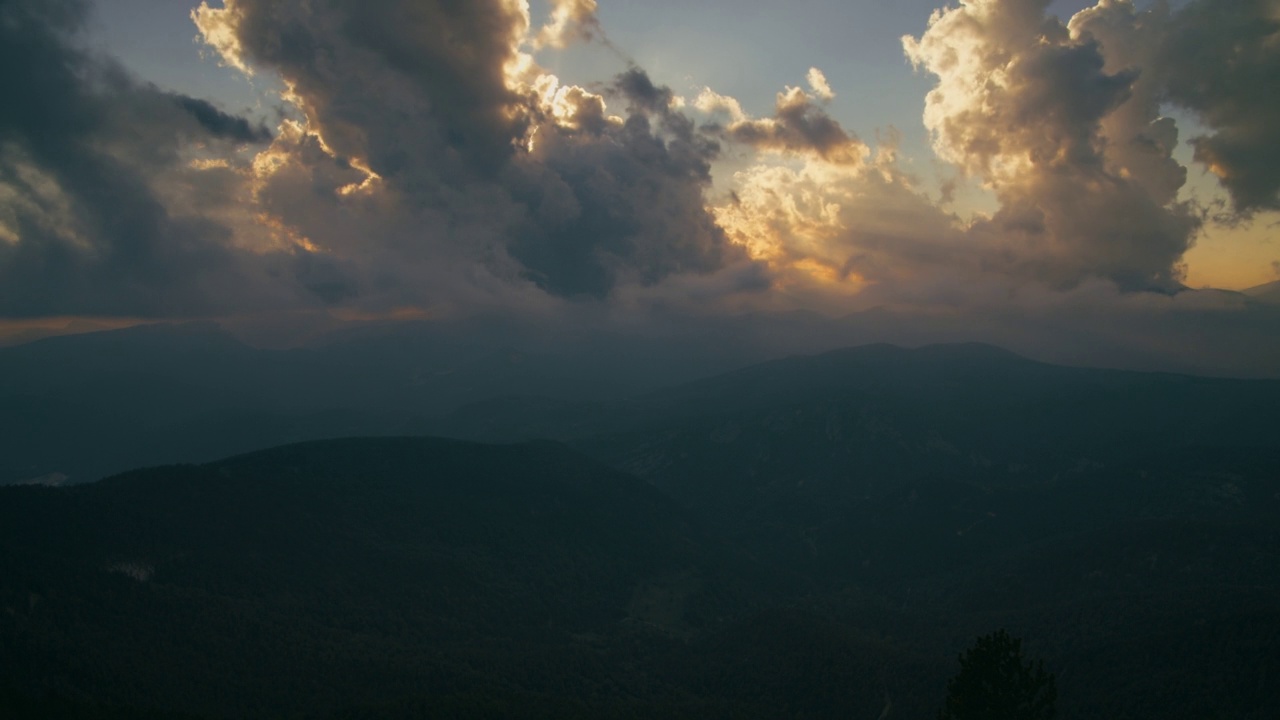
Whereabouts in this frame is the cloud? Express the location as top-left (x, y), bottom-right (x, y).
top-left (1065, 1), bottom-right (1186, 207)
top-left (192, 0), bottom-right (751, 306)
top-left (506, 69), bottom-right (739, 298)
top-left (694, 0), bottom-right (1280, 308)
top-left (714, 0), bottom-right (1280, 303)
top-left (1156, 0), bottom-right (1280, 214)
top-left (704, 82), bottom-right (868, 166)
top-left (709, 0), bottom-right (1207, 302)
top-left (1, 0), bottom-right (1276, 381)
top-left (693, 88), bottom-right (747, 123)
top-left (172, 95), bottom-right (272, 143)
top-left (196, 0), bottom-right (532, 180)
top-left (533, 0), bottom-right (604, 50)
top-left (902, 0), bottom-right (1199, 292)
top-left (0, 0), bottom-right (279, 318)
top-left (1064, 0), bottom-right (1280, 219)
top-left (806, 67), bottom-right (835, 101)
top-left (1067, 0), bottom-right (1280, 217)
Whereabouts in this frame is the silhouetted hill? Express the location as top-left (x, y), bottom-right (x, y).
top-left (1244, 279), bottom-right (1280, 304)
top-left (2, 430), bottom-right (1279, 718)
top-left (0, 321), bottom-right (737, 485)
top-left (3, 321), bottom-right (1277, 487)
top-left (418, 345), bottom-right (1280, 718)
top-left (435, 345), bottom-right (1280, 570)
top-left (5, 342), bottom-right (1280, 717)
top-left (0, 437), bottom-right (776, 719)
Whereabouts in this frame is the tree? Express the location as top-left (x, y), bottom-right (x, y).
top-left (938, 629), bottom-right (1057, 720)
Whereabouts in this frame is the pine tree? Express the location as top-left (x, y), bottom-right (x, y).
top-left (938, 629), bottom-right (1057, 720)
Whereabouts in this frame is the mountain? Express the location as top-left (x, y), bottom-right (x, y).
top-left (0, 322), bottom-right (344, 484)
top-left (5, 342), bottom-right (1280, 717)
top-left (0, 420), bottom-right (1274, 712)
top-left (1244, 279), bottom-right (1280, 304)
top-left (4, 314), bottom-right (1278, 487)
top-left (3, 433), bottom-right (1279, 719)
top-left (0, 320), bottom-right (748, 486)
top-left (435, 344), bottom-right (1280, 718)
top-left (0, 437), bottom-right (789, 719)
top-left (438, 344), bottom-right (1280, 556)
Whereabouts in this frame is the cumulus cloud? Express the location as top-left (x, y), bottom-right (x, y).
top-left (0, 0), bottom-right (278, 318)
top-left (707, 0), bottom-right (1203, 301)
top-left (730, 179), bottom-right (938, 298)
top-left (191, 0), bottom-right (751, 306)
top-left (1063, 0), bottom-right (1280, 224)
top-left (1156, 0), bottom-right (1280, 214)
top-left (172, 95), bottom-right (272, 144)
top-left (505, 69), bottom-right (738, 297)
top-left (533, 0), bottom-right (605, 49)
top-left (693, 88), bottom-right (747, 123)
top-left (903, 0), bottom-right (1200, 292)
top-left (1065, 1), bottom-right (1186, 207)
top-left (2, 0), bottom-right (1277, 379)
top-left (196, 0), bottom-right (532, 180)
top-left (710, 0), bottom-right (1280, 305)
top-left (702, 81), bottom-right (867, 166)
top-left (806, 67), bottom-right (835, 101)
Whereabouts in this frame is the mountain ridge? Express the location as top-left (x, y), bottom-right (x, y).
top-left (3, 432), bottom-right (1279, 718)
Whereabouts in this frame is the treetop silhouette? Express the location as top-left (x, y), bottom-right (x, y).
top-left (938, 629), bottom-right (1057, 720)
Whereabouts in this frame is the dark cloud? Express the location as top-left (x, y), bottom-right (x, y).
top-left (195, 3), bottom-right (747, 302)
top-left (612, 67), bottom-right (669, 112)
top-left (172, 95), bottom-right (271, 143)
top-left (1069, 0), bottom-right (1280, 215)
top-left (1158, 0), bottom-right (1280, 214)
top-left (0, 0), bottom-right (1274, 385)
top-left (714, 86), bottom-right (866, 165)
top-left (609, 68), bottom-right (722, 179)
top-left (508, 78), bottom-right (734, 297)
top-left (198, 0), bottom-right (530, 182)
top-left (0, 0), bottom-right (275, 318)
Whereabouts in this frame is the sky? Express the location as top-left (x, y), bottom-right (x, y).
top-left (1, 0), bottom-right (1278, 373)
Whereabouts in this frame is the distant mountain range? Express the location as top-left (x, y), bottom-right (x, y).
top-left (1244, 279), bottom-right (1280, 304)
top-left (0, 438), bottom-right (761, 718)
top-left (3, 340), bottom-right (1279, 718)
top-left (2, 321), bottom-right (1279, 487)
top-left (0, 319), bottom-right (695, 486)
top-left (437, 342), bottom-right (1280, 583)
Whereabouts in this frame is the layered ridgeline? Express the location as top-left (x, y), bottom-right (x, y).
top-left (5, 318), bottom-right (1278, 488)
top-left (0, 318), bottom-right (816, 487)
top-left (2, 344), bottom-right (1279, 717)
top-left (0, 438), bottom-right (802, 719)
top-left (443, 344), bottom-right (1280, 572)
top-left (0, 320), bottom-right (671, 487)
